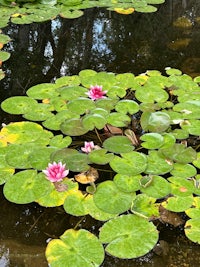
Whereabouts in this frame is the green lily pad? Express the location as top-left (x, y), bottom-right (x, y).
top-left (141, 175), bottom-right (171, 199)
top-left (107, 112), bottom-right (131, 127)
top-left (99, 214), bottom-right (158, 259)
top-left (103, 136), bottom-right (134, 154)
top-left (141, 111), bottom-right (170, 133)
top-left (37, 178), bottom-right (78, 207)
top-left (181, 119), bottom-right (200, 136)
top-left (60, 9), bottom-right (84, 19)
top-left (140, 133), bottom-right (164, 149)
top-left (170, 163), bottom-right (197, 178)
top-left (160, 144), bottom-right (197, 164)
top-left (168, 176), bottom-right (194, 197)
top-left (67, 98), bottom-right (95, 115)
top-left (165, 67), bottom-right (182, 76)
top-left (88, 149), bottom-right (114, 165)
top-left (49, 135), bottom-right (72, 148)
top-left (135, 84), bottom-right (168, 103)
top-left (93, 180), bottom-right (135, 214)
top-left (145, 150), bottom-right (173, 175)
top-left (51, 148), bottom-right (90, 172)
top-left (23, 103), bottom-right (53, 121)
top-left (131, 194), bottom-right (159, 218)
top-left (0, 50), bottom-right (10, 62)
top-left (63, 190), bottom-right (89, 216)
top-left (0, 33), bottom-right (11, 44)
top-left (162, 195), bottom-right (193, 212)
top-left (85, 195), bottom-right (118, 221)
top-left (110, 151), bottom-right (147, 176)
top-left (26, 83), bottom-right (59, 99)
top-left (185, 197), bottom-right (200, 218)
top-left (3, 171), bottom-right (52, 204)
top-left (95, 98), bottom-right (118, 111)
top-left (1, 96), bottom-right (38, 114)
top-left (60, 118), bottom-right (88, 136)
top-left (55, 75), bottom-right (81, 87)
top-left (82, 114), bottom-right (107, 131)
top-left (160, 133), bottom-right (176, 148)
top-left (28, 146), bottom-right (58, 170)
top-left (185, 218), bottom-right (200, 244)
top-left (46, 229), bottom-right (104, 267)
top-left (173, 101), bottom-right (200, 119)
top-left (60, 86), bottom-right (88, 100)
top-left (114, 174), bottom-right (141, 193)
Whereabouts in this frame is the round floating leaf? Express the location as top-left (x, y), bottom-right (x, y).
top-left (28, 147), bottom-right (58, 170)
top-left (1, 96), bottom-right (38, 114)
top-left (168, 176), bottom-right (194, 197)
top-left (46, 229), bottom-right (104, 267)
top-left (141, 111), bottom-right (170, 133)
top-left (27, 83), bottom-right (60, 99)
top-left (37, 178), bottom-right (78, 207)
top-left (0, 33), bottom-right (11, 44)
top-left (51, 148), bottom-right (90, 172)
top-left (56, 75), bottom-right (81, 87)
top-left (160, 144), bottom-right (197, 164)
top-left (60, 9), bottom-right (84, 19)
top-left (60, 86), bottom-right (88, 100)
top-left (114, 174), bottom-right (141, 193)
top-left (5, 143), bottom-right (40, 169)
top-left (67, 98), bottom-right (96, 115)
top-left (1, 121), bottom-right (52, 145)
top-left (3, 171), bottom-right (52, 204)
top-left (173, 101), bottom-right (200, 119)
top-left (64, 190), bottom-right (89, 216)
top-left (181, 119), bottom-right (200, 136)
top-left (115, 100), bottom-right (139, 115)
top-left (99, 214), bottom-right (158, 259)
top-left (95, 98), bottom-right (118, 111)
top-left (82, 114), bottom-right (107, 131)
top-left (85, 195), bottom-right (118, 221)
top-left (160, 133), bottom-right (176, 148)
top-left (135, 85), bottom-right (168, 103)
top-left (141, 175), bottom-right (171, 199)
top-left (107, 112), bottom-right (131, 127)
top-left (185, 197), bottom-right (200, 218)
top-left (165, 67), bottom-right (182, 76)
top-left (110, 152), bottom-right (147, 176)
top-left (162, 195), bottom-right (193, 212)
top-left (88, 149), bottom-right (114, 165)
top-left (193, 152), bottom-right (200, 169)
top-left (93, 181), bottom-right (135, 214)
top-left (131, 194), bottom-right (159, 218)
top-left (135, 5), bottom-right (157, 13)
top-left (185, 219), bottom-right (200, 244)
top-left (23, 103), bottom-right (53, 121)
top-left (140, 133), bottom-right (164, 149)
top-left (145, 150), bottom-right (173, 175)
top-left (0, 50), bottom-right (10, 61)
top-left (170, 163), bottom-right (197, 178)
top-left (103, 136), bottom-right (134, 154)
top-left (49, 135), bottom-right (72, 149)
top-left (60, 118), bottom-right (88, 136)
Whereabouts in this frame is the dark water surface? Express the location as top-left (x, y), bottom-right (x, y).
top-left (1, 0), bottom-right (200, 266)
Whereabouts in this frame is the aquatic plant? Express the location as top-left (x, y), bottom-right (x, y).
top-left (1, 68), bottom-right (200, 265)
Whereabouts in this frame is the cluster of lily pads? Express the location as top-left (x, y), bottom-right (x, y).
top-left (1, 68), bottom-right (200, 266)
top-left (0, 0), bottom-right (165, 28)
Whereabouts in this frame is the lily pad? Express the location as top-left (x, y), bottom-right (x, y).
top-left (93, 180), bottom-right (135, 214)
top-left (103, 136), bottom-right (134, 154)
top-left (168, 176), bottom-right (194, 197)
top-left (26, 83), bottom-right (60, 99)
top-left (99, 214), bottom-right (158, 259)
top-left (82, 114), bottom-right (107, 130)
top-left (88, 149), bottom-right (114, 165)
top-left (60, 118), bottom-right (88, 136)
top-left (46, 229), bottom-right (104, 267)
top-left (3, 171), bottom-right (52, 204)
top-left (170, 163), bottom-right (197, 178)
top-left (162, 195), bottom-right (193, 212)
top-left (1, 96), bottom-right (38, 114)
top-left (185, 219), bottom-right (200, 244)
top-left (141, 175), bottom-right (171, 199)
top-left (141, 111), bottom-right (170, 133)
top-left (140, 133), bottom-right (164, 149)
top-left (114, 174), bottom-right (141, 193)
top-left (110, 151), bottom-right (147, 176)
top-left (107, 112), bottom-right (131, 127)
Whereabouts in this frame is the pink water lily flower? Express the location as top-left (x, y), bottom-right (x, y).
top-left (81, 141), bottom-right (95, 153)
top-left (86, 85), bottom-right (107, 100)
top-left (42, 162), bottom-right (69, 183)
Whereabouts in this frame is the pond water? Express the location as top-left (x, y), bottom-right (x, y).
top-left (1, 0), bottom-right (200, 266)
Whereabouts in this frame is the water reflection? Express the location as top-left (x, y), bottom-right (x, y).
top-left (1, 0), bottom-right (200, 266)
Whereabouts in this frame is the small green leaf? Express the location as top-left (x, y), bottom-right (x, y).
top-left (103, 136), bottom-right (134, 154)
top-left (99, 214), bottom-right (158, 259)
top-left (46, 229), bottom-right (104, 267)
top-left (88, 149), bottom-right (114, 165)
top-left (140, 133), bottom-right (164, 149)
top-left (162, 195), bottom-right (193, 212)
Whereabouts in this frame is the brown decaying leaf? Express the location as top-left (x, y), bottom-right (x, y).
top-left (75, 167), bottom-right (99, 184)
top-left (159, 205), bottom-right (185, 227)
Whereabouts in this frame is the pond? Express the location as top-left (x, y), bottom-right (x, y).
top-left (0, 0), bottom-right (200, 266)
